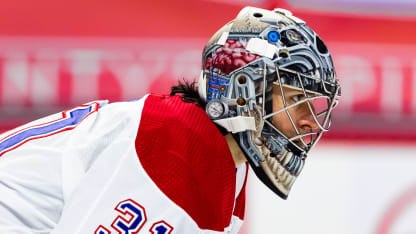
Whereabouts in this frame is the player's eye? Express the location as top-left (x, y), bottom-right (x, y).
top-left (291, 94), bottom-right (304, 103)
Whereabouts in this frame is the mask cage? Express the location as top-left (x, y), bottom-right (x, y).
top-left (260, 64), bottom-right (340, 155)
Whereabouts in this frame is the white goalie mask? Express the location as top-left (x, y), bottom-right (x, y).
top-left (199, 7), bottom-right (341, 199)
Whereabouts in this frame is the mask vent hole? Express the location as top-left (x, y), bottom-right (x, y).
top-left (253, 12), bottom-right (263, 18)
top-left (279, 49), bottom-right (290, 58)
top-left (316, 36), bottom-right (328, 54)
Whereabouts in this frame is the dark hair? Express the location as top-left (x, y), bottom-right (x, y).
top-left (170, 79), bottom-right (228, 136)
top-left (170, 79), bottom-right (206, 108)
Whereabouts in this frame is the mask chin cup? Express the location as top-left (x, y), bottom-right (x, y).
top-left (235, 127), bottom-right (305, 200)
top-left (248, 155), bottom-right (290, 199)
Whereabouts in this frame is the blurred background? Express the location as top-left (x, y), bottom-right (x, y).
top-left (0, 0), bottom-right (415, 233)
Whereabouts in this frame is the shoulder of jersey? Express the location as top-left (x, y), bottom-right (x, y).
top-left (135, 94), bottom-right (236, 232)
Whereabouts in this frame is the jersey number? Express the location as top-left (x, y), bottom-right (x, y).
top-left (0, 102), bottom-right (99, 157)
top-left (95, 199), bottom-right (173, 234)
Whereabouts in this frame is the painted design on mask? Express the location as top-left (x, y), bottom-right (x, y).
top-left (205, 40), bottom-right (261, 74)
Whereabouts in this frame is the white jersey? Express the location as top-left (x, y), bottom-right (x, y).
top-left (0, 94), bottom-right (248, 234)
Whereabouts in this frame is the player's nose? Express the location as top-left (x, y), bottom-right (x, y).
top-left (297, 108), bottom-right (318, 131)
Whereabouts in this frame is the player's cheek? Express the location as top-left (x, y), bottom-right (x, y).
top-left (273, 112), bottom-right (289, 133)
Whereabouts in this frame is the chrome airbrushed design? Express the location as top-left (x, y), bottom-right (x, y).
top-left (201, 6), bottom-right (341, 199)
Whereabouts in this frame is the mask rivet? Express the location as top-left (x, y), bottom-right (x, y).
top-left (237, 97), bottom-right (246, 106)
top-left (237, 76), bottom-right (247, 84)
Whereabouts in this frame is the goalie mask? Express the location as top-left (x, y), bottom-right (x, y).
top-left (199, 7), bottom-right (341, 199)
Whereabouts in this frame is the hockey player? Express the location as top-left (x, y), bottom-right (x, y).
top-left (0, 6), bottom-right (340, 234)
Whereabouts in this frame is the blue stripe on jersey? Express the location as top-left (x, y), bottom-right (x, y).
top-left (128, 98), bottom-right (141, 102)
top-left (0, 106), bottom-right (93, 154)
